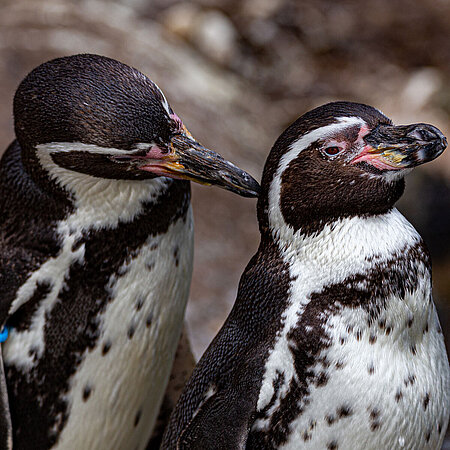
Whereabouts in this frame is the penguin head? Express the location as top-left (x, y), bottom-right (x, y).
top-left (14, 54), bottom-right (260, 197)
top-left (258, 101), bottom-right (447, 235)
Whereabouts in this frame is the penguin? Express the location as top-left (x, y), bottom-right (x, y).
top-left (0, 54), bottom-right (260, 450)
top-left (162, 101), bottom-right (450, 450)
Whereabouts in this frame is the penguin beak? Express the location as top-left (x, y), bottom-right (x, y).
top-left (351, 123), bottom-right (447, 170)
top-left (136, 133), bottom-right (261, 197)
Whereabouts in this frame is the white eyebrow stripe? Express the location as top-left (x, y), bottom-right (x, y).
top-left (36, 142), bottom-right (154, 156)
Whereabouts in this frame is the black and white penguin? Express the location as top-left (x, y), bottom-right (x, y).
top-left (0, 54), bottom-right (260, 450)
top-left (162, 102), bottom-right (450, 449)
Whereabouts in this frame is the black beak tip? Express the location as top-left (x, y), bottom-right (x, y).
top-left (402, 123), bottom-right (447, 166)
top-left (242, 174), bottom-right (261, 198)
top-left (425, 126), bottom-right (447, 159)
top-left (226, 172), bottom-right (261, 198)
top-left (239, 185), bottom-right (261, 198)
top-left (409, 124), bottom-right (447, 146)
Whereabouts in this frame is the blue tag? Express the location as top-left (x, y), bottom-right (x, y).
top-left (0, 327), bottom-right (9, 343)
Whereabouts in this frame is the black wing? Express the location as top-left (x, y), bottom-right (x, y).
top-left (176, 383), bottom-right (255, 450)
top-left (162, 238), bottom-right (291, 449)
top-left (146, 326), bottom-right (196, 450)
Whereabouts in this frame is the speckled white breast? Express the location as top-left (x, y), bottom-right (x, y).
top-left (279, 294), bottom-right (449, 450)
top-left (254, 209), bottom-right (450, 450)
top-left (54, 208), bottom-right (193, 450)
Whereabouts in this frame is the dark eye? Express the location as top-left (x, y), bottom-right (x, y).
top-left (324, 146), bottom-right (342, 156)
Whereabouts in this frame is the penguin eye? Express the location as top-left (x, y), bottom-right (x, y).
top-left (324, 146), bottom-right (342, 157)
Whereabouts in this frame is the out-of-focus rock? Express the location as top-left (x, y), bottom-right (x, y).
top-left (191, 10), bottom-right (238, 66)
top-left (161, 5), bottom-right (239, 67)
top-left (240, 0), bottom-right (283, 19)
top-left (161, 3), bottom-right (201, 40)
top-left (401, 68), bottom-right (443, 111)
top-left (246, 18), bottom-right (278, 46)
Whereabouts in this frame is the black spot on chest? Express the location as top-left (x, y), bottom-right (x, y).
top-left (369, 408), bottom-right (381, 431)
top-left (5, 180), bottom-right (190, 448)
top-left (327, 440), bottom-right (338, 450)
top-left (82, 385), bottom-right (92, 401)
top-left (135, 296), bottom-right (144, 311)
top-left (134, 409), bottom-right (142, 427)
top-left (128, 324), bottom-right (136, 339)
top-left (102, 341), bottom-right (111, 355)
top-left (423, 393), bottom-right (430, 410)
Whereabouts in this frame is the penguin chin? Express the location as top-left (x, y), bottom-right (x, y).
top-left (357, 162), bottom-right (412, 182)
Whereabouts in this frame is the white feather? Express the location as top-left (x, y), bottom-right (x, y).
top-left (6, 146), bottom-right (171, 367)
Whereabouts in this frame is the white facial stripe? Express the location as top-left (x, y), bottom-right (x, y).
top-left (37, 142), bottom-right (161, 156)
top-left (135, 143), bottom-right (154, 151)
top-left (37, 142), bottom-right (139, 157)
top-left (160, 92), bottom-right (171, 116)
top-left (268, 117), bottom-right (366, 238)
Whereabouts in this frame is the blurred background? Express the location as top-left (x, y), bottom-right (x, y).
top-left (0, 0), bottom-right (449, 423)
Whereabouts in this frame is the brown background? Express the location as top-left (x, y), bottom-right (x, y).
top-left (0, 0), bottom-right (449, 436)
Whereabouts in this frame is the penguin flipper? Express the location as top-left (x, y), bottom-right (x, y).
top-left (176, 387), bottom-right (254, 450)
top-left (0, 347), bottom-right (12, 450)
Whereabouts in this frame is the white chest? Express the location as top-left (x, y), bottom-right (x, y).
top-left (53, 209), bottom-right (194, 450)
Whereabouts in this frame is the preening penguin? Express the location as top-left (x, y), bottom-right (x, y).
top-left (163, 102), bottom-right (450, 450)
top-left (0, 54), bottom-right (260, 449)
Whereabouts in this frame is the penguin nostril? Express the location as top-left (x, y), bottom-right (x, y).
top-left (420, 129), bottom-right (435, 141)
top-left (408, 128), bottom-right (434, 142)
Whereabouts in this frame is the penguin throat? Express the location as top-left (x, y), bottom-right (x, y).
top-left (31, 142), bottom-right (173, 226)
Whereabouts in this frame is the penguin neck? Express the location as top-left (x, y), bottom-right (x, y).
top-left (18, 141), bottom-right (74, 208)
top-left (268, 208), bottom-right (422, 282)
top-left (22, 141), bottom-right (176, 230)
